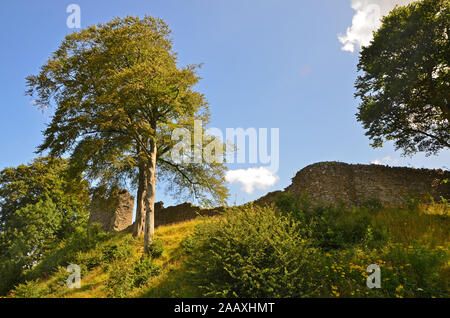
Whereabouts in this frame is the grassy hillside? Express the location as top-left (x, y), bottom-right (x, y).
top-left (5, 201), bottom-right (450, 298)
top-left (6, 218), bottom-right (205, 298)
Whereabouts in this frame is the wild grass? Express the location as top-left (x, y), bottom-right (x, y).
top-left (372, 204), bottom-right (449, 246)
top-left (7, 219), bottom-right (203, 298)
top-left (5, 201), bottom-right (449, 298)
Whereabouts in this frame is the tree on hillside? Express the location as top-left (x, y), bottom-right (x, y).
top-left (0, 157), bottom-right (90, 294)
top-left (355, 0), bottom-right (449, 155)
top-left (26, 16), bottom-right (228, 254)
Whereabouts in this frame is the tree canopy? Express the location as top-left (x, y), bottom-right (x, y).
top-left (0, 157), bottom-right (90, 294)
top-left (25, 16), bottom-right (228, 252)
top-left (355, 0), bottom-right (449, 155)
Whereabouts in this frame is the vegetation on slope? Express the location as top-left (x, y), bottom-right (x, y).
top-left (4, 196), bottom-right (449, 298)
top-left (0, 157), bottom-right (90, 295)
top-left (183, 197), bottom-right (449, 298)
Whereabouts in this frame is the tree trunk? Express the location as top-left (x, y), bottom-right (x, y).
top-left (133, 163), bottom-right (146, 237)
top-left (143, 140), bottom-right (157, 255)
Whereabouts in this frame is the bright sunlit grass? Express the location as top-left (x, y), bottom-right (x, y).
top-left (8, 203), bottom-right (449, 298)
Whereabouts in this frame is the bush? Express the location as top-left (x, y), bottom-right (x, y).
top-left (381, 243), bottom-right (449, 298)
top-left (146, 239), bottom-right (164, 259)
top-left (0, 225), bottom-right (109, 295)
top-left (0, 157), bottom-right (91, 295)
top-left (11, 280), bottom-right (50, 298)
top-left (183, 205), bottom-right (322, 297)
top-left (275, 193), bottom-right (389, 250)
top-left (0, 260), bottom-right (25, 295)
top-left (101, 241), bottom-right (133, 264)
top-left (133, 257), bottom-right (161, 288)
top-left (75, 250), bottom-right (103, 270)
top-left (310, 206), bottom-right (373, 249)
top-left (275, 192), bottom-right (300, 216)
top-left (106, 260), bottom-right (135, 298)
top-left (24, 225), bottom-right (109, 282)
top-left (106, 256), bottom-right (161, 297)
top-left (361, 198), bottom-right (383, 212)
top-left (406, 196), bottom-right (421, 213)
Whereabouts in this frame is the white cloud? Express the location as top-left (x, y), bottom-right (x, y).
top-left (371, 156), bottom-right (400, 165)
top-left (338, 0), bottom-right (415, 52)
top-left (225, 167), bottom-right (279, 194)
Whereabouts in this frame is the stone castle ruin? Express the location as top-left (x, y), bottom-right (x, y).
top-left (255, 162), bottom-right (449, 207)
top-left (89, 162), bottom-right (450, 232)
top-left (154, 202), bottom-right (224, 227)
top-left (88, 187), bottom-right (135, 232)
top-left (88, 190), bottom-right (223, 233)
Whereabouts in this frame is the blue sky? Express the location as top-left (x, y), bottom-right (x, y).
top-left (0, 0), bottom-right (448, 206)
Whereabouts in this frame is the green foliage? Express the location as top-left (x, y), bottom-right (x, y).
top-left (105, 260), bottom-right (135, 298)
top-left (101, 241), bottom-right (134, 264)
top-left (275, 193), bottom-right (389, 250)
top-left (183, 205), bottom-right (322, 297)
top-left (11, 280), bottom-right (50, 298)
top-left (25, 15), bottom-right (229, 209)
top-left (5, 199), bottom-right (61, 262)
top-left (132, 257), bottom-right (161, 288)
top-left (406, 196), bottom-right (422, 213)
top-left (146, 239), bottom-right (165, 258)
top-left (355, 0), bottom-right (450, 155)
top-left (0, 259), bottom-right (24, 297)
top-left (381, 243), bottom-right (448, 297)
top-left (274, 192), bottom-right (301, 219)
top-left (309, 206), bottom-right (372, 249)
top-left (106, 256), bottom-right (161, 298)
top-left (4, 201), bottom-right (448, 298)
top-left (23, 225), bottom-right (109, 281)
top-left (0, 157), bottom-right (90, 236)
top-left (100, 236), bottom-right (161, 297)
top-left (0, 157), bottom-right (90, 295)
top-left (317, 243), bottom-right (449, 298)
top-left (182, 194), bottom-right (448, 298)
top-left (361, 198), bottom-right (383, 212)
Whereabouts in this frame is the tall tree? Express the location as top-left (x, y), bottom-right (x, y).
top-left (26, 16), bottom-right (228, 254)
top-left (355, 0), bottom-right (449, 155)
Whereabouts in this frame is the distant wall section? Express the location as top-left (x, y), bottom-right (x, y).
top-left (255, 162), bottom-right (449, 207)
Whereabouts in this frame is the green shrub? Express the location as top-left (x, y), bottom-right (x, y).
top-left (146, 239), bottom-right (164, 259)
top-left (24, 225), bottom-right (109, 282)
top-left (275, 193), bottom-right (389, 250)
top-left (0, 260), bottom-right (25, 296)
top-left (381, 243), bottom-right (449, 297)
top-left (0, 157), bottom-right (91, 295)
top-left (275, 192), bottom-right (299, 214)
top-left (106, 260), bottom-right (135, 298)
top-left (183, 205), bottom-right (322, 297)
top-left (11, 280), bottom-right (50, 298)
top-left (101, 240), bottom-right (133, 264)
top-left (406, 196), bottom-right (421, 213)
top-left (133, 256), bottom-right (161, 288)
top-left (75, 250), bottom-right (103, 270)
top-left (106, 256), bottom-right (161, 297)
top-left (362, 198), bottom-right (383, 212)
top-left (310, 205), bottom-right (372, 249)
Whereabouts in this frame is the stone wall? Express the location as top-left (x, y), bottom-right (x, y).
top-left (255, 162), bottom-right (449, 208)
top-left (88, 162), bottom-right (449, 232)
top-left (88, 187), bottom-right (222, 232)
top-left (154, 201), bottom-right (223, 227)
top-left (88, 188), bottom-right (134, 232)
